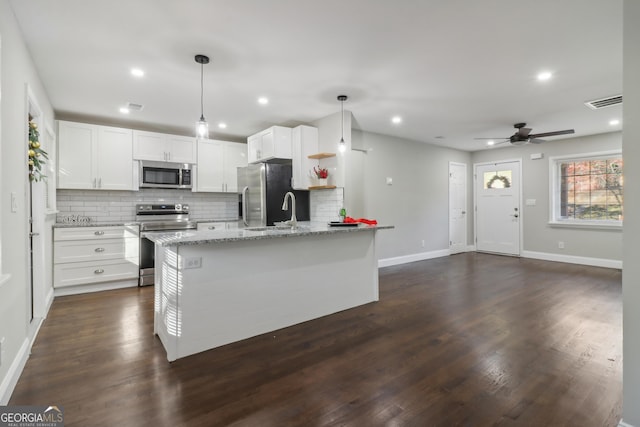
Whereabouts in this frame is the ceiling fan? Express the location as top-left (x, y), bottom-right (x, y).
top-left (476, 123), bottom-right (575, 146)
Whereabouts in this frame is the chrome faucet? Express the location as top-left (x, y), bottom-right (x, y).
top-left (281, 192), bottom-right (297, 228)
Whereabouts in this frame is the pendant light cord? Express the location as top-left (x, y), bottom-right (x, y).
top-left (340, 98), bottom-right (344, 142)
top-left (200, 63), bottom-right (204, 120)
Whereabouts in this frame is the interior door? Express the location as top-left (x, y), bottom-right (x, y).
top-left (475, 161), bottom-right (521, 256)
top-left (449, 162), bottom-right (467, 254)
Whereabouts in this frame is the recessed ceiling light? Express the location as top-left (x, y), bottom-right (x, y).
top-left (119, 107), bottom-right (130, 114)
top-left (391, 116), bottom-right (402, 124)
top-left (487, 140), bottom-right (495, 146)
top-left (537, 71), bottom-right (553, 81)
top-left (609, 119), bottom-right (620, 126)
top-left (218, 122), bottom-right (227, 129)
top-left (131, 68), bottom-right (145, 78)
top-left (258, 97), bottom-right (269, 105)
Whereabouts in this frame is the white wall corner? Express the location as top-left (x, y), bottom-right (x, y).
top-left (0, 338), bottom-right (30, 405)
top-left (619, 420), bottom-right (635, 427)
top-left (521, 250), bottom-right (622, 269)
top-left (378, 249), bottom-right (450, 268)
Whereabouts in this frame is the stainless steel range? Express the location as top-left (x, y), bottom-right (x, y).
top-left (137, 203), bottom-right (196, 286)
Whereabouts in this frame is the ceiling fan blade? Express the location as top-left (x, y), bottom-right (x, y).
top-left (517, 127), bottom-right (532, 137)
top-left (529, 129), bottom-right (575, 138)
top-left (529, 138), bottom-right (545, 144)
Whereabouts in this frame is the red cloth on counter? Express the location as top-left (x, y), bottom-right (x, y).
top-left (343, 216), bottom-right (378, 225)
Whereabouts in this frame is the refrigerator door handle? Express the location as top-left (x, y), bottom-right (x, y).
top-left (242, 186), bottom-right (249, 227)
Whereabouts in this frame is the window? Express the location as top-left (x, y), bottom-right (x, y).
top-left (550, 151), bottom-right (623, 227)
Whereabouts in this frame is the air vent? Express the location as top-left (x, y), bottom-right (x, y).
top-left (126, 102), bottom-right (144, 111)
top-left (584, 95), bottom-right (622, 110)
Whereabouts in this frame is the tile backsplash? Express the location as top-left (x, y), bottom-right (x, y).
top-left (56, 189), bottom-right (239, 224)
top-left (310, 188), bottom-right (344, 224)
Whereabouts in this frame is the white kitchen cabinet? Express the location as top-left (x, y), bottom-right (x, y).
top-left (57, 121), bottom-right (134, 190)
top-left (196, 139), bottom-right (247, 192)
top-left (53, 225), bottom-right (139, 291)
top-left (291, 125), bottom-right (319, 190)
top-left (133, 130), bottom-right (196, 163)
top-left (247, 126), bottom-right (292, 164)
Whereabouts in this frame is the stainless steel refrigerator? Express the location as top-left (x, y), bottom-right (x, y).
top-left (237, 163), bottom-right (310, 227)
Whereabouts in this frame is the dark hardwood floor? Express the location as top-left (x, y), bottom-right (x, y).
top-left (10, 253), bottom-right (622, 426)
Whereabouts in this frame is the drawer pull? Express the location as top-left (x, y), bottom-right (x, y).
top-left (94, 269), bottom-right (105, 274)
top-left (94, 247), bottom-right (105, 252)
top-left (94, 231), bottom-right (105, 236)
top-left (208, 226), bottom-right (216, 230)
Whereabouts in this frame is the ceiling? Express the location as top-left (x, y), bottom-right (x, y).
top-left (9, 0), bottom-right (623, 152)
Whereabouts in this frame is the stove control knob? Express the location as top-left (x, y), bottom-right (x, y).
top-left (175, 204), bottom-right (182, 211)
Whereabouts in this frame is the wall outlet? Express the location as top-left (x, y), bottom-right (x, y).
top-left (183, 257), bottom-right (202, 269)
top-left (558, 241), bottom-right (565, 249)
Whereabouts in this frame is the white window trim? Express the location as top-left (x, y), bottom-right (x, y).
top-left (548, 150), bottom-right (623, 229)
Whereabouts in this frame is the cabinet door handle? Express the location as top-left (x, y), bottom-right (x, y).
top-left (94, 269), bottom-right (105, 274)
top-left (98, 178), bottom-right (102, 188)
top-left (95, 247), bottom-right (105, 252)
top-left (208, 226), bottom-right (216, 230)
top-left (94, 231), bottom-right (105, 236)
top-left (93, 178), bottom-right (97, 188)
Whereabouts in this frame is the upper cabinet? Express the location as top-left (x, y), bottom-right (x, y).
top-left (247, 126), bottom-right (292, 164)
top-left (57, 121), bottom-right (134, 190)
top-left (291, 125), bottom-right (319, 190)
top-left (133, 130), bottom-right (196, 164)
top-left (196, 139), bottom-right (247, 193)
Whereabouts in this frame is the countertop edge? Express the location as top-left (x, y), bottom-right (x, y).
top-left (149, 225), bottom-right (394, 247)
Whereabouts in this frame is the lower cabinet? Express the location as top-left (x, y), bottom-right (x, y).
top-left (53, 225), bottom-right (139, 290)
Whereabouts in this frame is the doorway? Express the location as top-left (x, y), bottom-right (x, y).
top-left (449, 162), bottom-right (467, 254)
top-left (474, 160), bottom-right (522, 256)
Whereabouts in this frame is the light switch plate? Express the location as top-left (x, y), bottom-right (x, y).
top-left (386, 177), bottom-right (393, 185)
top-left (11, 192), bottom-right (17, 213)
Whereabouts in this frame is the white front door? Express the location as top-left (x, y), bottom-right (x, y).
top-left (449, 162), bottom-right (467, 254)
top-left (475, 160), bottom-right (521, 256)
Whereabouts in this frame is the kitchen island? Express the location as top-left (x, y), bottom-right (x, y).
top-left (146, 223), bottom-right (392, 361)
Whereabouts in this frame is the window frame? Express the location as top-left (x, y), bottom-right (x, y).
top-left (548, 150), bottom-right (623, 230)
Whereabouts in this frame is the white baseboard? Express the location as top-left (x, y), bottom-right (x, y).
top-left (379, 249), bottom-right (450, 268)
top-left (53, 279), bottom-right (138, 297)
top-left (619, 420), bottom-right (635, 427)
top-left (466, 245), bottom-right (476, 252)
top-left (521, 250), bottom-right (622, 269)
top-left (44, 287), bottom-right (54, 316)
top-left (0, 338), bottom-right (30, 405)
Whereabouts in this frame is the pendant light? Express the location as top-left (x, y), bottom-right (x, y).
top-left (337, 95), bottom-right (348, 153)
top-left (195, 54), bottom-right (210, 139)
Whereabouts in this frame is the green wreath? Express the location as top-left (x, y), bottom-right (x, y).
top-left (486, 174), bottom-right (511, 189)
top-left (28, 119), bottom-right (49, 182)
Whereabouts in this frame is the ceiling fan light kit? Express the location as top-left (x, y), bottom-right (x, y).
top-left (476, 122), bottom-right (575, 147)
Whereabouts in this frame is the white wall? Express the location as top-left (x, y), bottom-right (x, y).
top-left (354, 130), bottom-right (472, 261)
top-left (0, 0), bottom-right (55, 403)
top-left (622, 1), bottom-right (640, 425)
top-left (471, 132), bottom-right (622, 265)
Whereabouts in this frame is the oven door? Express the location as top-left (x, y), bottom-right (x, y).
top-left (139, 233), bottom-right (156, 286)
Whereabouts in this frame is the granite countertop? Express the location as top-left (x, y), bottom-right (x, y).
top-left (145, 223), bottom-right (394, 247)
top-left (53, 218), bottom-right (239, 228)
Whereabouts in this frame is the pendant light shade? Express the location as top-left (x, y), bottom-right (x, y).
top-left (337, 95), bottom-right (348, 153)
top-left (195, 54), bottom-right (210, 139)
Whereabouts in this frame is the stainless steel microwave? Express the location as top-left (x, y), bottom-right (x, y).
top-left (139, 161), bottom-right (193, 189)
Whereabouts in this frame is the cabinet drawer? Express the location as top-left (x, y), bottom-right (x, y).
top-left (54, 259), bottom-right (139, 288)
top-left (54, 225), bottom-right (139, 241)
top-left (54, 238), bottom-right (139, 264)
